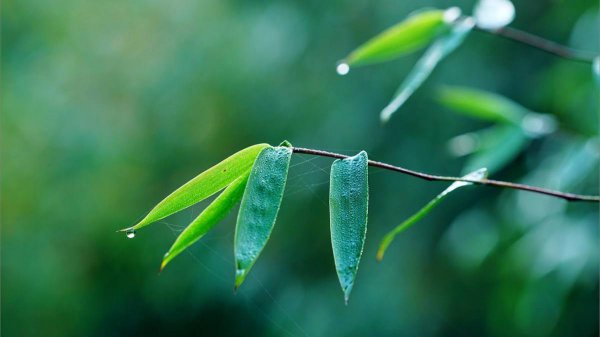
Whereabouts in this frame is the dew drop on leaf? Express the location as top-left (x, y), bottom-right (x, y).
top-left (474, 0), bottom-right (515, 30)
top-left (336, 62), bottom-right (350, 75)
top-left (126, 229), bottom-right (136, 239)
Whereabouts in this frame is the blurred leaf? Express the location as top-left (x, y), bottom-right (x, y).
top-left (234, 145), bottom-right (293, 289)
top-left (474, 0), bottom-right (515, 30)
top-left (160, 170), bottom-right (251, 271)
top-left (377, 168), bottom-right (488, 261)
top-left (341, 9), bottom-right (454, 67)
top-left (123, 143), bottom-right (269, 232)
top-left (593, 56), bottom-right (600, 84)
top-left (438, 86), bottom-right (529, 124)
top-left (462, 125), bottom-right (528, 174)
top-left (329, 151), bottom-right (369, 303)
top-left (380, 17), bottom-right (475, 122)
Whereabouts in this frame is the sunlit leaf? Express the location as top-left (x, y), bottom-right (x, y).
top-left (462, 125), bottom-right (528, 174)
top-left (340, 8), bottom-right (458, 68)
top-left (122, 144), bottom-right (269, 233)
top-left (329, 151), bottom-right (369, 303)
top-left (377, 168), bottom-right (488, 261)
top-left (437, 86), bottom-right (528, 124)
top-left (380, 17), bottom-right (475, 122)
top-left (474, 0), bottom-right (515, 30)
top-left (160, 170), bottom-right (251, 271)
top-left (234, 145), bottom-right (293, 289)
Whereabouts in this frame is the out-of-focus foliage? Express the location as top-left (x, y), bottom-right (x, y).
top-left (2, 1), bottom-right (598, 337)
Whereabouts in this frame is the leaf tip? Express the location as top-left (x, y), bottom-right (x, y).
top-left (376, 249), bottom-right (385, 262)
top-left (278, 140), bottom-right (293, 148)
top-left (343, 286), bottom-right (353, 305)
top-left (234, 269), bottom-right (246, 290)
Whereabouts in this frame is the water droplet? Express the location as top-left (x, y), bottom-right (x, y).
top-left (474, 0), bottom-right (515, 30)
top-left (443, 7), bottom-right (462, 24)
top-left (126, 229), bottom-right (136, 239)
top-left (336, 62), bottom-right (350, 76)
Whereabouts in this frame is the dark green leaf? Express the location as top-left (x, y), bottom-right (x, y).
top-left (380, 17), bottom-right (475, 122)
top-left (123, 143), bottom-right (268, 232)
top-left (341, 9), bottom-right (454, 67)
top-left (160, 170), bottom-right (251, 271)
top-left (329, 151), bottom-right (369, 303)
top-left (234, 145), bottom-right (293, 289)
top-left (377, 168), bottom-right (488, 261)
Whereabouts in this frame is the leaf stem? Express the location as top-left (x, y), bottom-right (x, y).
top-left (475, 26), bottom-right (597, 64)
top-left (291, 147), bottom-right (600, 202)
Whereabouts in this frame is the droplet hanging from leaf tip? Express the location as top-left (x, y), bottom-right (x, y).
top-left (126, 228), bottom-right (136, 239)
top-left (336, 62), bottom-right (350, 75)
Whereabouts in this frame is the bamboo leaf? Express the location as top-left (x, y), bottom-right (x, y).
top-left (437, 86), bottom-right (528, 124)
top-left (160, 170), bottom-right (251, 271)
top-left (123, 143), bottom-right (268, 233)
top-left (234, 145), bottom-right (293, 289)
top-left (377, 168), bottom-right (488, 261)
top-left (329, 151), bottom-right (369, 303)
top-left (340, 8), bottom-right (458, 68)
top-left (380, 17), bottom-right (475, 122)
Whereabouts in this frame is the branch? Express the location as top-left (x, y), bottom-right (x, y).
top-left (476, 26), bottom-right (597, 64)
top-left (291, 147), bottom-right (600, 203)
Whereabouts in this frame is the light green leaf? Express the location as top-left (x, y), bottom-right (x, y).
top-left (160, 170), bottom-right (251, 271)
top-left (437, 86), bottom-right (529, 124)
top-left (329, 151), bottom-right (369, 303)
top-left (341, 9), bottom-right (456, 67)
top-left (380, 17), bottom-right (475, 122)
top-left (462, 125), bottom-right (528, 174)
top-left (122, 143), bottom-right (268, 232)
top-left (377, 168), bottom-right (488, 261)
top-left (234, 145), bottom-right (293, 289)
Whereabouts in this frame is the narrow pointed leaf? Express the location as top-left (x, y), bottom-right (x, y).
top-left (342, 9), bottom-right (454, 67)
top-left (234, 145), bottom-right (293, 288)
top-left (437, 86), bottom-right (528, 124)
top-left (377, 168), bottom-right (488, 261)
top-left (380, 17), bottom-right (475, 122)
top-left (124, 143), bottom-right (268, 232)
top-left (329, 151), bottom-right (369, 303)
top-left (160, 170), bottom-right (251, 271)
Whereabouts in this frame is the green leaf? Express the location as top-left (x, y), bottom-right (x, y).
top-left (160, 170), bottom-right (251, 271)
top-left (377, 168), bottom-right (488, 261)
top-left (593, 56), bottom-right (600, 84)
top-left (380, 17), bottom-right (475, 122)
top-left (462, 125), bottom-right (528, 174)
top-left (329, 151), bottom-right (369, 303)
top-left (341, 9), bottom-right (455, 67)
top-left (122, 143), bottom-right (269, 232)
top-left (234, 145), bottom-right (293, 289)
top-left (437, 86), bottom-right (529, 124)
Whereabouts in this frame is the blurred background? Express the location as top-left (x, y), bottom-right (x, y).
top-left (2, 0), bottom-right (598, 336)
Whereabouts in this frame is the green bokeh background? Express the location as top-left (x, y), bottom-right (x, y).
top-left (2, 0), bottom-right (598, 336)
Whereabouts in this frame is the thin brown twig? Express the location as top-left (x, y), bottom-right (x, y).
top-left (291, 147), bottom-right (600, 203)
top-left (475, 26), bottom-right (597, 64)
